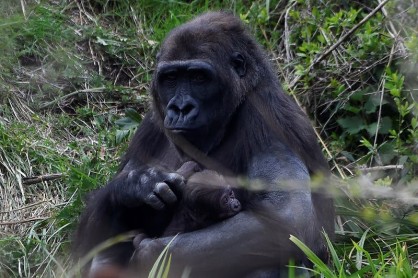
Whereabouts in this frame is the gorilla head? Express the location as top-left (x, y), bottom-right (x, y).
top-left (150, 12), bottom-right (272, 153)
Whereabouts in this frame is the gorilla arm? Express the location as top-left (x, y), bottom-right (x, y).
top-left (133, 152), bottom-right (323, 276)
top-left (73, 117), bottom-right (186, 265)
top-left (73, 167), bottom-right (184, 265)
top-left (135, 196), bottom-right (315, 276)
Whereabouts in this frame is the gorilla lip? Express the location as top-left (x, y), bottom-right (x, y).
top-left (169, 128), bottom-right (189, 134)
top-left (167, 127), bottom-right (191, 132)
top-left (167, 126), bottom-right (202, 133)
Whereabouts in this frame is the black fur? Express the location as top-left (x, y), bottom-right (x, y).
top-left (74, 11), bottom-right (334, 277)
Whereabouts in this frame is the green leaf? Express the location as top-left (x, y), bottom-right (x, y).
top-left (366, 117), bottom-right (392, 135)
top-left (340, 151), bottom-right (355, 162)
top-left (360, 137), bottom-right (373, 149)
top-left (125, 108), bottom-right (142, 123)
top-left (350, 91), bottom-right (365, 101)
top-left (115, 117), bottom-right (139, 130)
top-left (364, 94), bottom-right (388, 114)
top-left (377, 141), bottom-right (397, 164)
top-left (343, 105), bottom-right (361, 114)
top-left (96, 37), bottom-right (108, 46)
top-left (115, 129), bottom-right (131, 145)
top-left (337, 116), bottom-right (365, 135)
top-left (115, 108), bottom-right (142, 130)
top-left (354, 228), bottom-right (369, 270)
top-left (149, 236), bottom-right (177, 278)
top-left (289, 235), bottom-right (334, 277)
top-left (323, 232), bottom-right (341, 273)
top-left (411, 117), bottom-right (418, 129)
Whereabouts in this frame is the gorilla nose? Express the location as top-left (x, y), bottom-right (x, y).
top-left (167, 99), bottom-right (198, 118)
top-left (233, 201), bottom-right (241, 212)
top-left (179, 103), bottom-right (195, 115)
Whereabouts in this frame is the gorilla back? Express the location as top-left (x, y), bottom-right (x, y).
top-left (75, 11), bottom-right (334, 277)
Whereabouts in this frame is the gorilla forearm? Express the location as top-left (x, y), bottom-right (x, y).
top-left (135, 207), bottom-right (314, 276)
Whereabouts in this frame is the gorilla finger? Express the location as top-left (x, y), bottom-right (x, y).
top-left (154, 182), bottom-right (177, 204)
top-left (163, 173), bottom-right (186, 190)
top-left (145, 194), bottom-right (165, 210)
top-left (133, 233), bottom-right (147, 248)
top-left (176, 161), bottom-right (201, 178)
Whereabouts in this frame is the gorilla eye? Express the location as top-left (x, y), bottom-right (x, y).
top-left (222, 196), bottom-right (229, 205)
top-left (165, 73), bottom-right (177, 81)
top-left (160, 71), bottom-right (178, 87)
top-left (159, 70), bottom-right (178, 83)
top-left (190, 72), bottom-right (207, 83)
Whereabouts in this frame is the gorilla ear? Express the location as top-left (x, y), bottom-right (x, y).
top-left (231, 52), bottom-right (246, 77)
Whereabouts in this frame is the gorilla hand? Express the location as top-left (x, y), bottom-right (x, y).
top-left (112, 167), bottom-right (186, 209)
top-left (132, 233), bottom-right (166, 274)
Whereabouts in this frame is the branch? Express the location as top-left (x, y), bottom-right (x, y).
top-left (0, 217), bottom-right (48, 226)
top-left (22, 173), bottom-right (63, 185)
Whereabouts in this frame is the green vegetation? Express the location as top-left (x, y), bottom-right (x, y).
top-left (0, 0), bottom-right (416, 277)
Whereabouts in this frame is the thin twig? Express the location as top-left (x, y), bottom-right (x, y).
top-left (358, 165), bottom-right (404, 172)
top-left (289, 0), bottom-right (390, 89)
top-left (22, 173), bottom-right (63, 185)
top-left (284, 1), bottom-right (296, 63)
top-left (0, 217), bottom-right (48, 226)
top-left (20, 0), bottom-right (27, 20)
top-left (371, 43), bottom-right (396, 165)
top-left (313, 121), bottom-right (347, 179)
top-left (40, 87), bottom-right (106, 109)
top-left (0, 200), bottom-right (52, 214)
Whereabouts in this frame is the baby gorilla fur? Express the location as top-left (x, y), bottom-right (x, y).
top-left (162, 161), bottom-right (243, 236)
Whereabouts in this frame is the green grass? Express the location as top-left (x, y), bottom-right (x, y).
top-left (0, 0), bottom-right (417, 277)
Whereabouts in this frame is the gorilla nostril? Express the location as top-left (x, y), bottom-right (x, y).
top-left (168, 104), bottom-right (180, 114)
top-left (182, 104), bottom-right (195, 115)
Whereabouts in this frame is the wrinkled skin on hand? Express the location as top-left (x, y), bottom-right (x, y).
top-left (114, 167), bottom-right (186, 210)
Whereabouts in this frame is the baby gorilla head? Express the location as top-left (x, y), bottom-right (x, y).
top-left (185, 169), bottom-right (242, 220)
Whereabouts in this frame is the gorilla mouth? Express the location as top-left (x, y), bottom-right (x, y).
top-left (166, 125), bottom-right (209, 141)
top-left (164, 116), bottom-right (203, 133)
top-left (165, 122), bottom-right (204, 133)
top-left (167, 127), bottom-right (202, 134)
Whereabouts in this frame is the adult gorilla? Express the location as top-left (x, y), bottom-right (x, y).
top-left (75, 11), bottom-right (334, 277)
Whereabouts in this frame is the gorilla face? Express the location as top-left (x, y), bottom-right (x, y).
top-left (151, 16), bottom-right (249, 152)
top-left (218, 186), bottom-right (242, 218)
top-left (154, 57), bottom-right (243, 153)
top-left (156, 60), bottom-right (222, 135)
top-left (153, 52), bottom-right (247, 153)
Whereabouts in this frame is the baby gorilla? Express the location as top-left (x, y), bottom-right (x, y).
top-left (162, 161), bottom-right (242, 236)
